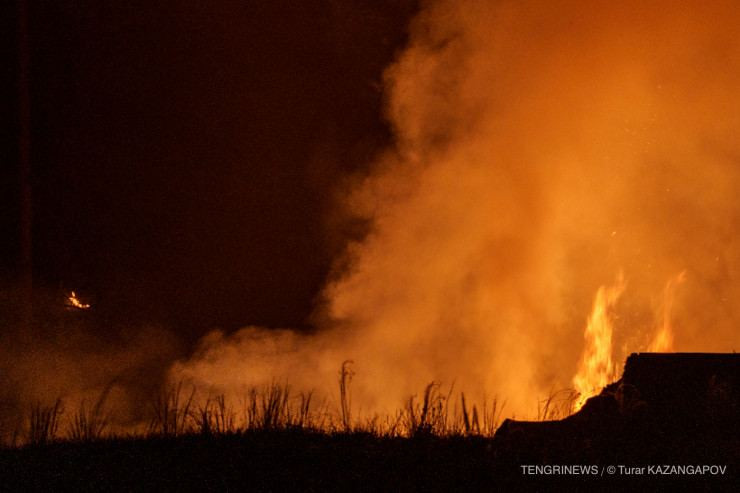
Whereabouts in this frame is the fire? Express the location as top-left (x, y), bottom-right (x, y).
top-left (168, 1), bottom-right (740, 422)
top-left (571, 271), bottom-right (687, 410)
top-left (647, 271), bottom-right (686, 352)
top-left (67, 291), bottom-right (91, 310)
top-left (572, 275), bottom-right (626, 410)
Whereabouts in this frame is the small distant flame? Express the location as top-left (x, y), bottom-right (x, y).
top-left (572, 274), bottom-right (626, 410)
top-left (647, 271), bottom-right (686, 352)
top-left (67, 291), bottom-right (91, 310)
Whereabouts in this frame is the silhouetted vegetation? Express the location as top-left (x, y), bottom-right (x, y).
top-left (1, 355), bottom-right (738, 490)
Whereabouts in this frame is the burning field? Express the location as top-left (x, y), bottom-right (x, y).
top-left (2, 0), bottom-right (740, 489)
top-left (169, 0), bottom-right (739, 422)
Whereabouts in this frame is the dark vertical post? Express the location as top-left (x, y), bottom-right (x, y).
top-left (17, 0), bottom-right (32, 341)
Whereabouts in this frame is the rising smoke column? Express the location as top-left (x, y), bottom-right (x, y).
top-left (173, 0), bottom-right (740, 417)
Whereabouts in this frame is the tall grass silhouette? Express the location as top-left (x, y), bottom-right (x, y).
top-left (2, 362), bottom-right (582, 448)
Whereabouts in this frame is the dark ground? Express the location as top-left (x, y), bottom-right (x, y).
top-left (0, 426), bottom-right (737, 491)
top-left (3, 353), bottom-right (739, 491)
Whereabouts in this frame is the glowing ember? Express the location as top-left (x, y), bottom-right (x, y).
top-left (648, 271), bottom-right (686, 353)
top-left (572, 275), bottom-right (626, 410)
top-left (67, 291), bottom-right (91, 310)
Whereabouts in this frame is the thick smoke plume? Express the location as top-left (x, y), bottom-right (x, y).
top-left (172, 0), bottom-right (740, 417)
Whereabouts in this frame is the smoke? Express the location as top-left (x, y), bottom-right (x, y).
top-left (0, 286), bottom-right (182, 442)
top-left (172, 0), bottom-right (740, 417)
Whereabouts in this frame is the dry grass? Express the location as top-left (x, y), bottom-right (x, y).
top-left (194, 395), bottom-right (235, 435)
top-left (3, 362), bottom-right (564, 447)
top-left (403, 382), bottom-right (448, 436)
top-left (27, 399), bottom-right (63, 445)
top-left (537, 388), bottom-right (579, 421)
top-left (459, 393), bottom-right (504, 436)
top-left (68, 389), bottom-right (111, 442)
top-left (148, 381), bottom-right (196, 437)
top-left (339, 360), bottom-right (354, 432)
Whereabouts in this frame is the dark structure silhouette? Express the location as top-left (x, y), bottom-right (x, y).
top-left (494, 353), bottom-right (740, 465)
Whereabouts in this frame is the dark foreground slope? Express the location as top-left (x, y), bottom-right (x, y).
top-left (2, 430), bottom-right (735, 492)
top-left (1, 353), bottom-right (738, 491)
top-left (5, 432), bottom-right (501, 491)
top-left (494, 353), bottom-right (739, 486)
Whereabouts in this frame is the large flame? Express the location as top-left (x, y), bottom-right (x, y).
top-left (572, 270), bottom-right (687, 410)
top-left (572, 276), bottom-right (626, 410)
top-left (648, 271), bottom-right (686, 352)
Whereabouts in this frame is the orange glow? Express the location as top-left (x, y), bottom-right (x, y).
top-left (67, 291), bottom-right (91, 310)
top-left (168, 1), bottom-right (740, 422)
top-left (648, 271), bottom-right (687, 352)
top-left (572, 275), bottom-right (626, 410)
top-left (572, 271), bottom-right (686, 410)
top-left (9, 1), bottom-right (736, 441)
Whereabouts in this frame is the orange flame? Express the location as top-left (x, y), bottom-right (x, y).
top-left (67, 291), bottom-right (91, 310)
top-left (572, 275), bottom-right (626, 410)
top-left (647, 271), bottom-right (686, 352)
top-left (571, 271), bottom-right (686, 410)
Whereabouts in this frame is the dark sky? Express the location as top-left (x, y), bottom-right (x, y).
top-left (2, 1), bottom-right (417, 341)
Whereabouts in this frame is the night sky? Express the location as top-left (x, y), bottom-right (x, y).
top-left (2, 1), bottom-right (417, 341)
